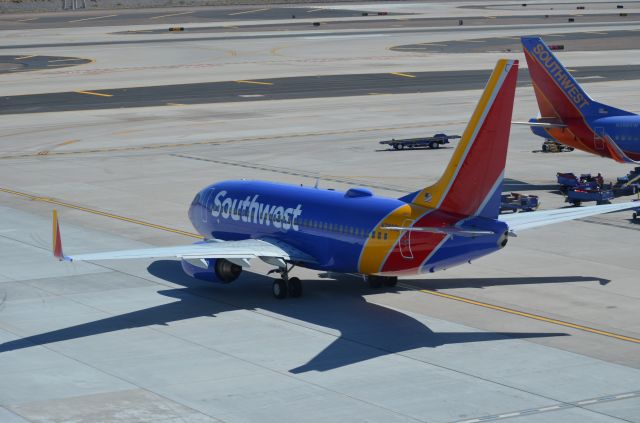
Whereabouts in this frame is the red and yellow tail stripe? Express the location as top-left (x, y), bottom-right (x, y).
top-left (358, 59), bottom-right (519, 275)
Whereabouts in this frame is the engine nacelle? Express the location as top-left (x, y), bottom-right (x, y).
top-left (180, 258), bottom-right (242, 284)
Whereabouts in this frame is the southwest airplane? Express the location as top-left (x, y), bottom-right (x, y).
top-left (52, 60), bottom-right (636, 299)
top-left (521, 36), bottom-right (640, 163)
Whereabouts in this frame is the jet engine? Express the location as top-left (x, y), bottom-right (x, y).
top-left (181, 258), bottom-right (242, 283)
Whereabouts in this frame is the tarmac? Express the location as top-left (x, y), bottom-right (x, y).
top-left (1, 1), bottom-right (639, 422)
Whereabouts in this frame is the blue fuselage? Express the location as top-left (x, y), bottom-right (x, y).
top-left (188, 180), bottom-right (507, 275)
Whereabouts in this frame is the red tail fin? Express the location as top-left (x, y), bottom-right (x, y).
top-left (410, 59), bottom-right (519, 218)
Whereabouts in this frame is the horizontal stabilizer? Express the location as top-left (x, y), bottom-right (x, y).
top-left (384, 226), bottom-right (495, 237)
top-left (512, 121), bottom-right (567, 128)
top-left (500, 202), bottom-right (637, 233)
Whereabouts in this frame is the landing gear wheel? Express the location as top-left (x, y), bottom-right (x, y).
top-left (288, 277), bottom-right (303, 298)
top-left (429, 141), bottom-right (439, 149)
top-left (383, 276), bottom-right (398, 287)
top-left (272, 279), bottom-right (287, 299)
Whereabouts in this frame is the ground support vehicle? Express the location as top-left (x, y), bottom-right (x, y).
top-left (500, 192), bottom-right (540, 213)
top-left (566, 187), bottom-right (614, 206)
top-left (542, 139), bottom-right (574, 153)
top-left (380, 133), bottom-right (461, 150)
top-left (557, 172), bottom-right (599, 193)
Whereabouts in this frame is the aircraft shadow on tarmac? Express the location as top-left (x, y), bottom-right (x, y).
top-left (0, 260), bottom-right (580, 373)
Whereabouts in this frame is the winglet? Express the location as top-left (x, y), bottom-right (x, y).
top-left (52, 209), bottom-right (65, 261)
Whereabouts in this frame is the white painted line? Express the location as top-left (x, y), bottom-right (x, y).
top-left (239, 94), bottom-right (264, 98)
top-left (228, 8), bottom-right (269, 16)
top-left (498, 412), bottom-right (521, 418)
top-left (48, 58), bottom-right (82, 63)
top-left (67, 14), bottom-right (117, 23)
top-left (303, 34), bottom-right (387, 40)
top-left (307, 8), bottom-right (324, 13)
top-left (149, 11), bottom-right (194, 20)
top-left (577, 399), bottom-right (598, 405)
top-left (538, 405), bottom-right (561, 411)
top-left (615, 393), bottom-right (635, 399)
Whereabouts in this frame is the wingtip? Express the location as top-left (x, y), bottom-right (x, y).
top-left (52, 209), bottom-right (64, 261)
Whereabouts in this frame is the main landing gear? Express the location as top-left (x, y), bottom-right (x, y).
top-left (269, 265), bottom-right (302, 299)
top-left (364, 275), bottom-right (398, 288)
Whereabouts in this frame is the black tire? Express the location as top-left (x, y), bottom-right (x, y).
top-left (392, 144), bottom-right (399, 150)
top-left (429, 141), bottom-right (439, 149)
top-left (383, 276), bottom-right (398, 287)
top-left (572, 201), bottom-right (581, 207)
top-left (367, 275), bottom-right (383, 288)
top-left (567, 147), bottom-right (575, 152)
top-left (288, 277), bottom-right (303, 298)
top-left (633, 212), bottom-right (637, 221)
top-left (542, 144), bottom-right (548, 152)
top-left (398, 144), bottom-right (404, 150)
top-left (272, 279), bottom-right (287, 299)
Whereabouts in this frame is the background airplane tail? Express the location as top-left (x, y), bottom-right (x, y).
top-left (408, 59), bottom-right (518, 219)
top-left (521, 36), bottom-right (635, 120)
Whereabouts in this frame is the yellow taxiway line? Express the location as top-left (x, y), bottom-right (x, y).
top-left (390, 72), bottom-right (416, 78)
top-left (0, 187), bottom-right (202, 239)
top-left (400, 284), bottom-right (640, 344)
top-left (1, 185), bottom-right (638, 344)
top-left (235, 80), bottom-right (274, 85)
top-left (74, 90), bottom-right (113, 97)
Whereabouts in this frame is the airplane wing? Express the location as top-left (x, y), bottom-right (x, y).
top-left (500, 201), bottom-right (637, 234)
top-left (52, 210), bottom-right (316, 265)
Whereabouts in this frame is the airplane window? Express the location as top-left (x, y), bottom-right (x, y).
top-left (384, 233), bottom-right (388, 240)
top-left (377, 232), bottom-right (381, 240)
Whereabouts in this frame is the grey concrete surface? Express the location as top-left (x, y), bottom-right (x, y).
top-left (1, 1), bottom-right (639, 422)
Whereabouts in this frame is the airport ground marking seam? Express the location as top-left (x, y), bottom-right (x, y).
top-left (2, 185), bottom-right (639, 345)
top-left (399, 284), bottom-right (640, 344)
top-left (452, 391), bottom-right (640, 423)
top-left (0, 187), bottom-right (202, 240)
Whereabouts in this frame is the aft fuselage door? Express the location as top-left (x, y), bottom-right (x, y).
top-left (399, 219), bottom-right (414, 259)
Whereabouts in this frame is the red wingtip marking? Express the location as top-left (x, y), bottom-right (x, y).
top-left (53, 210), bottom-right (64, 260)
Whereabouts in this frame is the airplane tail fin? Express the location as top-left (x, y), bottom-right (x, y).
top-left (521, 36), bottom-right (634, 120)
top-left (408, 59), bottom-right (518, 219)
